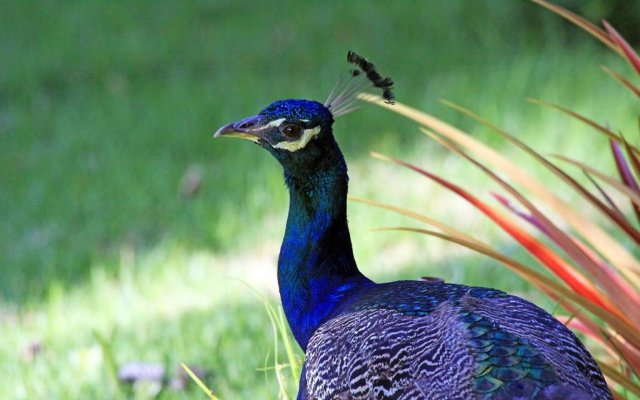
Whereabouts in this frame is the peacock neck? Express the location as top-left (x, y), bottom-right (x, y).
top-left (278, 149), bottom-right (371, 351)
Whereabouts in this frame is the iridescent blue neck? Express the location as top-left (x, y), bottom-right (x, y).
top-left (278, 148), bottom-right (371, 350)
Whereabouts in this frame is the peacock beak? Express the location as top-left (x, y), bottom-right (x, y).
top-left (213, 115), bottom-right (266, 143)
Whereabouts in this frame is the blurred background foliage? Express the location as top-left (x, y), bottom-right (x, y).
top-left (2, 0), bottom-right (639, 398)
top-left (3, 0), bottom-right (638, 303)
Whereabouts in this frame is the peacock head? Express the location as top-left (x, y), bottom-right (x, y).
top-left (214, 51), bottom-right (394, 172)
top-left (214, 99), bottom-right (336, 169)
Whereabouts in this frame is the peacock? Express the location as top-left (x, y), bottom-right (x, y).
top-left (214, 52), bottom-right (612, 400)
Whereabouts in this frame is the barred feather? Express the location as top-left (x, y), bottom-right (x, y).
top-left (300, 281), bottom-right (610, 400)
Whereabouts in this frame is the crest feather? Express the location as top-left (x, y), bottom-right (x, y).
top-left (325, 51), bottom-right (395, 117)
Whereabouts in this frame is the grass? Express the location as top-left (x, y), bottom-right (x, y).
top-left (2, 0), bottom-right (638, 398)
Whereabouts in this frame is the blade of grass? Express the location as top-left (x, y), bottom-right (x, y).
top-left (527, 98), bottom-right (629, 146)
top-left (93, 330), bottom-right (124, 400)
top-left (362, 96), bottom-right (640, 346)
top-left (356, 192), bottom-right (632, 326)
top-left (554, 153), bottom-right (640, 213)
top-left (352, 195), bottom-right (623, 319)
top-left (371, 95), bottom-right (640, 288)
top-left (530, 0), bottom-right (620, 54)
top-left (181, 363), bottom-right (220, 400)
top-left (599, 362), bottom-right (640, 398)
top-left (422, 128), bottom-right (640, 327)
top-left (531, 0), bottom-right (620, 53)
top-left (440, 104), bottom-right (640, 310)
top-left (236, 281), bottom-right (301, 394)
top-left (623, 137), bottom-right (640, 227)
top-left (376, 226), bottom-right (589, 305)
top-left (602, 66), bottom-right (640, 97)
top-left (611, 389), bottom-right (627, 400)
top-left (544, 155), bottom-right (640, 246)
top-left (621, 137), bottom-right (640, 194)
top-left (264, 302), bottom-right (292, 399)
top-left (603, 332), bottom-right (640, 379)
top-left (276, 304), bottom-right (300, 382)
top-left (611, 139), bottom-right (640, 200)
top-left (582, 171), bottom-right (625, 217)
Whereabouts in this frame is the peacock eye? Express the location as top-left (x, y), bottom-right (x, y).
top-left (280, 124), bottom-right (303, 138)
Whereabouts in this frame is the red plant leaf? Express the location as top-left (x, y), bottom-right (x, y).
top-left (422, 125), bottom-right (640, 323)
top-left (532, 0), bottom-right (619, 53)
top-left (583, 171), bottom-right (625, 216)
top-left (611, 139), bottom-right (640, 223)
top-left (493, 193), bottom-right (549, 234)
top-left (603, 21), bottom-right (640, 75)
top-left (366, 97), bottom-right (640, 324)
top-left (557, 164), bottom-right (640, 247)
top-left (611, 140), bottom-right (638, 191)
top-left (494, 190), bottom-right (640, 315)
top-left (553, 155), bottom-right (640, 212)
top-left (427, 100), bottom-right (640, 299)
top-left (373, 152), bottom-right (616, 313)
top-left (622, 137), bottom-right (640, 190)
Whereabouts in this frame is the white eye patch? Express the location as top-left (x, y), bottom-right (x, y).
top-left (273, 126), bottom-right (321, 152)
top-left (264, 118), bottom-right (286, 128)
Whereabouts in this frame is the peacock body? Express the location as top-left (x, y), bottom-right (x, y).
top-left (214, 54), bottom-right (612, 400)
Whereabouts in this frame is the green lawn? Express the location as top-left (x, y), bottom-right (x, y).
top-left (1, 1), bottom-right (637, 398)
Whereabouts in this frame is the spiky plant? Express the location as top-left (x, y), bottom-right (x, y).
top-left (359, 1), bottom-right (640, 397)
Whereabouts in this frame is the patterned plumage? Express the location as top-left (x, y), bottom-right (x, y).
top-left (214, 53), bottom-right (611, 399)
top-left (303, 282), bottom-right (607, 399)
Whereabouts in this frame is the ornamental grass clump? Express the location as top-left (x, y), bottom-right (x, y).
top-left (361, 1), bottom-right (640, 397)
